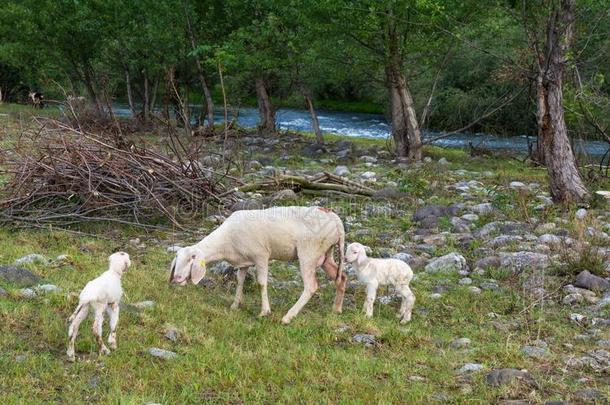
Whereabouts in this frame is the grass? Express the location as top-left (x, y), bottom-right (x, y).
top-left (1, 114), bottom-right (609, 403)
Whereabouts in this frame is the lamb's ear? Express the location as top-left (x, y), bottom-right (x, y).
top-left (356, 245), bottom-right (368, 267)
top-left (190, 255), bottom-right (207, 285)
top-left (169, 257), bottom-right (177, 283)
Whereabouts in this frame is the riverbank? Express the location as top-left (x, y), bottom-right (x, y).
top-left (1, 114), bottom-right (609, 403)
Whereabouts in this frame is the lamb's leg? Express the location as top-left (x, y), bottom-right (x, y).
top-left (230, 268), bottom-right (248, 310)
top-left (397, 284), bottom-right (415, 324)
top-left (106, 302), bottom-right (120, 350)
top-left (92, 303), bottom-right (110, 355)
top-left (256, 262), bottom-right (271, 317)
top-left (282, 260), bottom-right (318, 324)
top-left (364, 282), bottom-right (378, 318)
top-left (67, 305), bottom-right (89, 362)
top-left (322, 254), bottom-right (346, 314)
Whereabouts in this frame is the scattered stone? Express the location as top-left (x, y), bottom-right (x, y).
top-left (333, 165), bottom-right (350, 176)
top-left (429, 293), bottom-right (442, 300)
top-left (450, 337), bottom-right (471, 349)
top-left (486, 235), bottom-right (523, 248)
top-left (408, 375), bottom-right (426, 382)
top-left (0, 286), bottom-right (6, 296)
top-left (459, 363), bottom-right (484, 373)
top-left (521, 344), bottom-right (549, 359)
top-left (360, 155), bottom-right (377, 163)
top-left (499, 252), bottom-right (550, 273)
top-left (167, 245), bottom-right (183, 253)
top-left (474, 256), bottom-right (501, 270)
top-left (335, 324), bottom-right (350, 333)
top-left (360, 171), bottom-right (376, 180)
top-left (574, 270), bottom-right (610, 292)
top-left (147, 348), bottom-right (178, 360)
top-left (412, 205), bottom-right (459, 223)
top-left (480, 281), bottom-right (501, 291)
top-left (458, 277), bottom-right (473, 285)
top-left (15, 354), bottom-right (27, 363)
top-left (535, 223), bottom-right (556, 234)
top-left (509, 181), bottom-right (527, 189)
top-left (573, 389), bottom-right (605, 403)
top-left (208, 261), bottom-right (236, 277)
top-left (164, 326), bottom-right (178, 342)
top-left (268, 189), bottom-right (297, 203)
top-left (562, 293), bottom-right (584, 305)
top-left (55, 254), bottom-right (70, 262)
top-left (538, 234), bottom-right (562, 246)
top-left (132, 300), bottom-right (155, 309)
top-left (461, 214), bottom-right (479, 222)
top-left (485, 368), bottom-right (535, 387)
top-left (14, 254), bottom-right (47, 266)
top-left (18, 288), bottom-right (36, 298)
top-left (438, 157), bottom-right (449, 165)
top-left (570, 313), bottom-right (585, 323)
top-left (393, 252), bottom-right (413, 264)
top-left (352, 333), bottom-right (376, 347)
top-left (425, 253), bottom-right (468, 274)
top-left (575, 208), bottom-right (588, 220)
top-left (471, 203), bottom-right (494, 215)
top-left (372, 187), bottom-right (408, 200)
top-left (469, 286), bottom-right (482, 294)
top-left (36, 284), bottom-right (61, 294)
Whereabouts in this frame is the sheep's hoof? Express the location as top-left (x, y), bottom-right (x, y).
top-left (281, 316), bottom-right (292, 325)
top-left (100, 346), bottom-right (111, 355)
top-left (332, 306), bottom-right (342, 314)
top-left (66, 353), bottom-right (75, 362)
top-left (258, 310), bottom-right (271, 317)
top-left (230, 302), bottom-right (240, 310)
top-left (400, 318), bottom-right (410, 324)
top-left (108, 341), bottom-right (117, 350)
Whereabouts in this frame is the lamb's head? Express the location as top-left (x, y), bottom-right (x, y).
top-left (345, 242), bottom-right (368, 267)
top-left (109, 251), bottom-right (131, 275)
top-left (169, 247), bottom-right (207, 286)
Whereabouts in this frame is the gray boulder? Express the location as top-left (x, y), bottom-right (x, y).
top-left (499, 252), bottom-right (550, 273)
top-left (574, 270), bottom-right (610, 292)
top-left (14, 254), bottom-right (47, 266)
top-left (231, 199), bottom-right (264, 212)
top-left (147, 348), bottom-right (178, 360)
top-left (0, 266), bottom-right (42, 287)
top-left (485, 368), bottom-right (536, 387)
top-left (425, 253), bottom-right (468, 274)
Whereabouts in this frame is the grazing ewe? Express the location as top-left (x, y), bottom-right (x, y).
top-left (169, 206), bottom-right (346, 324)
top-left (66, 252), bottom-right (131, 362)
top-left (28, 91), bottom-right (44, 109)
top-left (345, 242), bottom-right (415, 323)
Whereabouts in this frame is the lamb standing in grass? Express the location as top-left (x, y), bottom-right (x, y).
top-left (66, 252), bottom-right (131, 362)
top-left (169, 206), bottom-right (346, 324)
top-left (345, 243), bottom-right (415, 323)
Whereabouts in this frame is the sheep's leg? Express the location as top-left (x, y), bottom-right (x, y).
top-left (282, 260), bottom-right (318, 324)
top-left (92, 303), bottom-right (110, 355)
top-left (364, 282), bottom-right (378, 318)
top-left (230, 268), bottom-right (248, 310)
top-left (321, 254), bottom-right (346, 314)
top-left (67, 305), bottom-right (89, 362)
top-left (256, 262), bottom-right (271, 317)
top-left (106, 302), bottom-right (120, 350)
top-left (397, 284), bottom-right (415, 324)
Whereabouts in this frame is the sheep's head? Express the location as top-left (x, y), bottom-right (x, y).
top-left (169, 247), bottom-right (207, 286)
top-left (345, 242), bottom-right (368, 267)
top-left (109, 252), bottom-right (131, 274)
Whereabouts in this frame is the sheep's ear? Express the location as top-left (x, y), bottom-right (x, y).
top-left (190, 256), bottom-right (207, 285)
top-left (356, 246), bottom-right (368, 267)
top-left (169, 257), bottom-right (177, 283)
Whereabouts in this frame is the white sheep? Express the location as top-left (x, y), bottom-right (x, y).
top-left (345, 242), bottom-right (415, 323)
top-left (66, 252), bottom-right (131, 362)
top-left (169, 206), bottom-right (346, 324)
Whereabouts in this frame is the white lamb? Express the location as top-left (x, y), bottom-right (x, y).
top-left (345, 242), bottom-right (415, 323)
top-left (169, 206), bottom-right (346, 324)
top-left (66, 252), bottom-right (131, 362)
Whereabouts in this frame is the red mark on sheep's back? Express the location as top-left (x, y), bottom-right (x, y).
top-left (317, 207), bottom-right (332, 213)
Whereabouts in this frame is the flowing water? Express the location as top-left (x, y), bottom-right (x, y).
top-left (112, 104), bottom-right (609, 159)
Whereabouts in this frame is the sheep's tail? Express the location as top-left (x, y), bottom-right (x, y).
top-left (68, 303), bottom-right (84, 322)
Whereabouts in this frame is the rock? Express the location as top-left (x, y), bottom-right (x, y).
top-left (537, 234), bottom-right (563, 246)
top-left (461, 214), bottom-right (479, 222)
top-left (333, 165), bottom-right (350, 176)
top-left (429, 293), bottom-right (442, 300)
top-left (562, 293), bottom-right (584, 305)
top-left (485, 368), bottom-right (535, 387)
top-left (573, 389), bottom-right (605, 402)
top-left (209, 261), bottom-right (236, 277)
top-left (535, 223), bottom-right (556, 234)
top-left (0, 286), bottom-right (6, 296)
top-left (471, 203), bottom-right (494, 215)
top-left (480, 281), bottom-right (501, 291)
top-left (14, 354), bottom-right (27, 363)
top-left (474, 256), bottom-right (501, 270)
top-left (411, 204), bottom-right (459, 223)
top-left (574, 270), bottom-right (610, 292)
top-left (521, 344), bottom-right (548, 358)
top-left (0, 266), bottom-right (42, 288)
top-left (408, 375), bottom-right (426, 382)
top-left (132, 300), bottom-right (155, 309)
top-left (570, 313), bottom-right (585, 323)
top-left (393, 252), bottom-right (413, 264)
top-left (246, 160), bottom-right (262, 171)
top-left (18, 288), bottom-right (36, 298)
top-left (352, 333), bottom-right (376, 347)
top-left (147, 348), bottom-right (178, 360)
top-left (55, 254), bottom-right (70, 262)
top-left (575, 208), bottom-right (588, 220)
top-left (451, 217), bottom-right (471, 233)
top-left (499, 252), bottom-right (550, 273)
top-left (459, 363), bottom-right (484, 373)
top-left (36, 284), bottom-right (61, 293)
top-left (231, 199), bottom-right (264, 212)
top-left (360, 155), bottom-right (377, 163)
top-left (164, 326), bottom-right (178, 342)
top-left (509, 181), bottom-right (527, 189)
top-left (335, 324), bottom-right (350, 333)
top-left (438, 157), bottom-right (449, 165)
top-left (486, 235), bottom-right (523, 248)
top-left (563, 284), bottom-right (598, 303)
top-left (360, 171), bottom-right (376, 180)
top-left (425, 253), bottom-right (468, 274)
top-left (469, 286), bottom-right (482, 294)
top-left (167, 245), bottom-right (183, 253)
top-left (450, 337), bottom-right (471, 349)
top-left (14, 254), bottom-right (47, 266)
top-left (458, 277), bottom-right (473, 285)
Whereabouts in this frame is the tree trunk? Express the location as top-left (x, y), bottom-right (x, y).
top-left (83, 64), bottom-right (103, 115)
top-left (303, 92), bottom-right (323, 145)
top-left (255, 77), bottom-right (275, 133)
top-left (535, 0), bottom-right (588, 203)
top-left (123, 66), bottom-right (137, 119)
top-left (386, 66), bottom-right (422, 161)
top-left (150, 76), bottom-right (159, 112)
top-left (142, 70), bottom-right (150, 122)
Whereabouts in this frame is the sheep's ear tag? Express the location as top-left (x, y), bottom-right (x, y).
top-left (200, 259), bottom-right (206, 267)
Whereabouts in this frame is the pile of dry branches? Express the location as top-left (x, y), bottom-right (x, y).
top-left (0, 120), bottom-right (232, 230)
